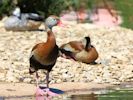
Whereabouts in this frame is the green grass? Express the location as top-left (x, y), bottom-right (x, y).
top-left (114, 0), bottom-right (133, 29)
top-left (98, 89), bottom-right (133, 100)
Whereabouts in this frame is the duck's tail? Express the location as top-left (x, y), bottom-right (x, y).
top-left (59, 48), bottom-right (76, 61)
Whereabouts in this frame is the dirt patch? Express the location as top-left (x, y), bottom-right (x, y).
top-left (1, 82), bottom-right (133, 97)
top-left (0, 82), bottom-right (113, 97)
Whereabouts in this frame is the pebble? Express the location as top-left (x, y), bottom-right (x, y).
top-left (0, 21), bottom-right (133, 85)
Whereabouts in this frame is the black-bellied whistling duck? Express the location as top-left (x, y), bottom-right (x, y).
top-left (29, 15), bottom-right (60, 88)
top-left (59, 36), bottom-right (98, 64)
top-left (59, 38), bottom-right (85, 60)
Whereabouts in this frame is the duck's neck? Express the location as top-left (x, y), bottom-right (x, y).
top-left (46, 25), bottom-right (51, 32)
top-left (45, 24), bottom-right (56, 46)
top-left (47, 30), bottom-right (56, 45)
top-left (85, 38), bottom-right (91, 51)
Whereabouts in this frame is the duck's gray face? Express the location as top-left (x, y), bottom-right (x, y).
top-left (12, 7), bottom-right (21, 17)
top-left (45, 16), bottom-right (59, 29)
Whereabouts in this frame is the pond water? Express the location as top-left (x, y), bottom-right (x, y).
top-left (2, 89), bottom-right (133, 100)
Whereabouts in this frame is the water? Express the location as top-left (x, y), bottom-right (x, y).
top-left (2, 89), bottom-right (133, 100)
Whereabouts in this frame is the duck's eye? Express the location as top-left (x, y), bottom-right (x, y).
top-left (54, 18), bottom-right (56, 20)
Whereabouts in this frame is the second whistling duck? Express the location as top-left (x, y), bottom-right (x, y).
top-left (59, 36), bottom-right (98, 64)
top-left (29, 15), bottom-right (60, 88)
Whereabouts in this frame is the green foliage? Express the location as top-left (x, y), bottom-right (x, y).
top-left (0, 0), bottom-right (92, 19)
top-left (0, 0), bottom-right (92, 18)
top-left (49, 0), bottom-right (75, 15)
top-left (98, 89), bottom-right (133, 100)
top-left (114, 0), bottom-right (133, 29)
top-left (0, 0), bottom-right (15, 17)
top-left (17, 0), bottom-right (84, 18)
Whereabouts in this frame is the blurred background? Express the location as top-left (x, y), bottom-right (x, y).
top-left (0, 0), bottom-right (133, 29)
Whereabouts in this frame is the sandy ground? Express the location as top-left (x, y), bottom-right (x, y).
top-left (0, 18), bottom-right (133, 99)
top-left (0, 82), bottom-right (114, 97)
top-left (1, 82), bottom-right (133, 97)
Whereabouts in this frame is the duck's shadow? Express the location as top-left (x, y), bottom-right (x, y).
top-left (39, 86), bottom-right (64, 94)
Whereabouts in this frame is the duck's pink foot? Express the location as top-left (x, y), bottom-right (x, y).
top-left (35, 87), bottom-right (59, 97)
top-left (35, 86), bottom-right (47, 96)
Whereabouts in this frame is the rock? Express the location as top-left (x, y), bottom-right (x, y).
top-left (23, 78), bottom-right (32, 83)
top-left (56, 79), bottom-right (62, 83)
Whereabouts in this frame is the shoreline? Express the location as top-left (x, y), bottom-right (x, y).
top-left (0, 82), bottom-right (133, 97)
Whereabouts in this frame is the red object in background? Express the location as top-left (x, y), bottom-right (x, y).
top-left (57, 20), bottom-right (64, 27)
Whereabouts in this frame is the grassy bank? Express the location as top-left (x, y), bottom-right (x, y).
top-left (114, 0), bottom-right (133, 29)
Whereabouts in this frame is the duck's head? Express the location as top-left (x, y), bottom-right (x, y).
top-left (45, 15), bottom-right (60, 30)
top-left (12, 7), bottom-right (21, 18)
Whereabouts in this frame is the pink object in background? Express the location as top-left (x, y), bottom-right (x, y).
top-left (91, 8), bottom-right (123, 27)
top-left (60, 11), bottom-right (77, 21)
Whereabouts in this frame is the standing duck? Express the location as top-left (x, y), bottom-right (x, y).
top-left (29, 15), bottom-right (60, 88)
top-left (59, 36), bottom-right (98, 64)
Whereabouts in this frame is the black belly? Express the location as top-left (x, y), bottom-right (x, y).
top-left (30, 55), bottom-right (55, 72)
